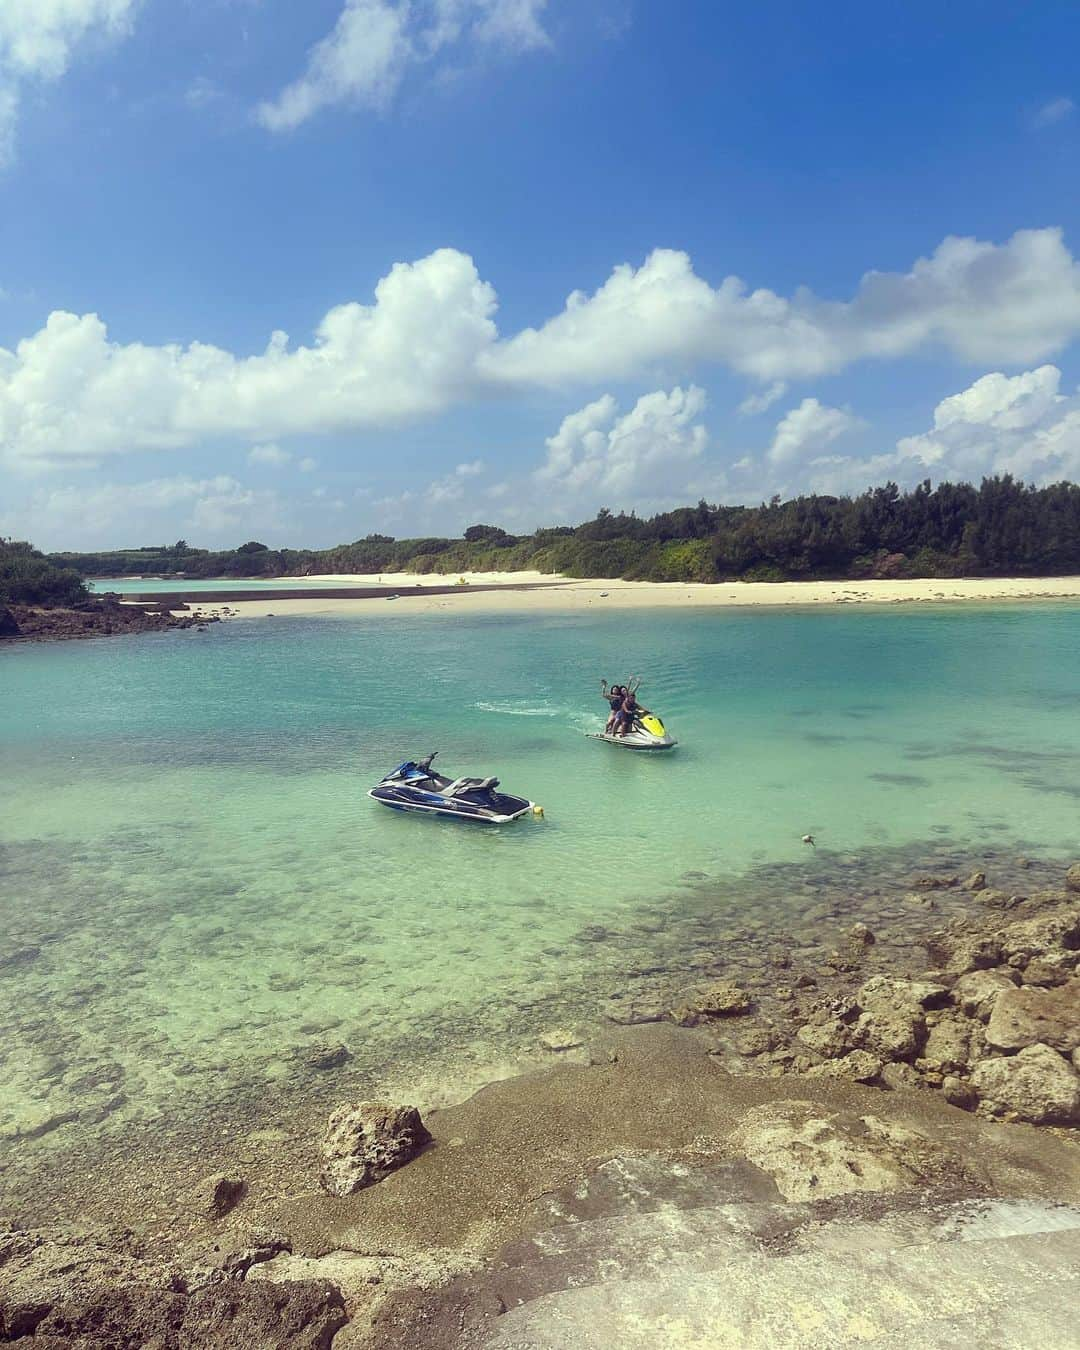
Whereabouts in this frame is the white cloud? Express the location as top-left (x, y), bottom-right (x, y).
top-left (1032, 96), bottom-right (1075, 129)
top-left (768, 398), bottom-right (860, 464)
top-left (0, 248), bottom-right (497, 472)
top-left (538, 386), bottom-right (707, 504)
top-left (248, 442), bottom-right (291, 466)
top-left (767, 366), bottom-right (1080, 498)
top-left (738, 380), bottom-right (786, 416)
top-left (256, 0), bottom-right (549, 132)
top-left (7, 229), bottom-right (1080, 477)
top-left (426, 458), bottom-right (485, 502)
top-left (0, 0), bottom-right (138, 165)
top-left (298, 456), bottom-right (318, 472)
top-left (484, 228), bottom-right (1080, 386)
top-left (5, 474), bottom-right (284, 550)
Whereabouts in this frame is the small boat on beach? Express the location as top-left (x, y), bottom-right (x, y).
top-left (589, 711), bottom-right (677, 751)
top-left (369, 752), bottom-right (540, 823)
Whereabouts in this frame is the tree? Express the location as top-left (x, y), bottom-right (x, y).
top-left (237, 540), bottom-right (269, 554)
top-left (464, 524), bottom-right (507, 543)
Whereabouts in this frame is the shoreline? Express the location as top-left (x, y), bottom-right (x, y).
top-left (1, 854), bottom-right (1077, 1345)
top-left (165, 572), bottom-right (1080, 620)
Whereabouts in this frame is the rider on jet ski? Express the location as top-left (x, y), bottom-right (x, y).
top-left (601, 677), bottom-right (650, 736)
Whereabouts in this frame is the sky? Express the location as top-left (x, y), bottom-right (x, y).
top-left (2, 0), bottom-right (1080, 551)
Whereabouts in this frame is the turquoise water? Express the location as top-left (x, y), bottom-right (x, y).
top-left (2, 603), bottom-right (1079, 1185)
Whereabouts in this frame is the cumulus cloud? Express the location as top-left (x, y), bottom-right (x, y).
top-left (768, 398), bottom-right (860, 464)
top-left (484, 228), bottom-right (1080, 386)
top-left (0, 248), bottom-right (497, 471)
top-left (0, 0), bottom-right (138, 165)
top-left (538, 386), bottom-right (707, 505)
top-left (766, 366), bottom-right (1080, 498)
top-left (7, 229), bottom-right (1080, 476)
top-left (256, 0), bottom-right (549, 131)
top-left (4, 474), bottom-right (284, 550)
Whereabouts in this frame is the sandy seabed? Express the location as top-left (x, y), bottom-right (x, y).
top-left (181, 571), bottom-right (1080, 620)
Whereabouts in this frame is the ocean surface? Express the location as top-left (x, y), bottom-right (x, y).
top-left (3, 602), bottom-right (1080, 1189)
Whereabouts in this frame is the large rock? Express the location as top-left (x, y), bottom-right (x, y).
top-left (180, 1277), bottom-right (346, 1348)
top-left (319, 1102), bottom-right (432, 1197)
top-left (795, 1015), bottom-right (856, 1059)
top-left (952, 968), bottom-right (1018, 1021)
top-left (920, 1015), bottom-right (974, 1074)
top-left (972, 1044), bottom-right (1080, 1125)
top-left (0, 606), bottom-right (20, 638)
top-left (672, 981), bottom-right (752, 1026)
top-left (997, 908), bottom-right (1080, 967)
top-left (986, 981), bottom-right (1079, 1054)
top-left (853, 977), bottom-right (945, 1062)
top-left (802, 1050), bottom-right (883, 1084)
top-left (730, 1100), bottom-right (953, 1202)
top-left (1066, 864), bottom-right (1080, 894)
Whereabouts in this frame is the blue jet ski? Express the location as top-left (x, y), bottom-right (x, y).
top-left (369, 752), bottom-right (539, 824)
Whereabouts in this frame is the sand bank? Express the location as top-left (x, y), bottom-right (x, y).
top-left (181, 572), bottom-right (1080, 619)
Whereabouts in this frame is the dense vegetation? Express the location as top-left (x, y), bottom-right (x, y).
top-left (0, 539), bottom-right (89, 606)
top-left (48, 476), bottom-right (1080, 585)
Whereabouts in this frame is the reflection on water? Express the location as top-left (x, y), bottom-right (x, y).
top-left (2, 603), bottom-right (1079, 1203)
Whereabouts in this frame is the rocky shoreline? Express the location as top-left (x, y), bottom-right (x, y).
top-left (1, 862), bottom-right (1077, 1346)
top-left (0, 598), bottom-right (218, 643)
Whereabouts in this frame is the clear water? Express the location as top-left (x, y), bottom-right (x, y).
top-left (2, 603), bottom-right (1079, 1187)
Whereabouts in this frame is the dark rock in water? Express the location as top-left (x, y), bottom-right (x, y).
top-left (912, 875), bottom-right (960, 891)
top-left (0, 605), bottom-right (21, 638)
top-left (0, 944), bottom-right (40, 974)
top-left (320, 1102), bottom-right (432, 1196)
top-left (191, 1173), bottom-right (247, 1221)
top-left (302, 1043), bottom-right (352, 1072)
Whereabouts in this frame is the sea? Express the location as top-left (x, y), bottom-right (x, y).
top-left (2, 598), bottom-right (1079, 1206)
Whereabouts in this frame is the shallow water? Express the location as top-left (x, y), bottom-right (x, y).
top-left (2, 603), bottom-right (1079, 1192)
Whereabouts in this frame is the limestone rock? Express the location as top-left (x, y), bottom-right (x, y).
top-left (998, 909), bottom-right (1080, 967)
top-left (730, 1100), bottom-right (946, 1202)
top-left (921, 1015), bottom-right (973, 1073)
top-left (913, 875), bottom-right (959, 891)
top-left (952, 968), bottom-right (1018, 1021)
top-left (972, 1044), bottom-right (1080, 1125)
top-left (985, 981), bottom-right (1079, 1055)
top-left (1066, 863), bottom-right (1080, 894)
top-left (963, 871), bottom-right (987, 891)
top-left (319, 1102), bottom-right (432, 1197)
top-left (796, 1016), bottom-right (856, 1059)
top-left (672, 981), bottom-right (752, 1026)
top-left (941, 1075), bottom-right (977, 1110)
top-left (803, 1050), bottom-right (883, 1084)
top-left (852, 977), bottom-right (944, 1062)
top-left (1023, 953), bottom-right (1078, 987)
top-left (191, 1173), bottom-right (247, 1221)
top-left (180, 1277), bottom-right (347, 1348)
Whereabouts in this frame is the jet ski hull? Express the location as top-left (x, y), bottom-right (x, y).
top-left (589, 711), bottom-right (677, 751)
top-left (588, 732), bottom-right (677, 751)
top-left (368, 759), bottom-right (536, 823)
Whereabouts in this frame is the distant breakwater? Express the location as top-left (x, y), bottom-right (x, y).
top-left (119, 581), bottom-right (570, 604)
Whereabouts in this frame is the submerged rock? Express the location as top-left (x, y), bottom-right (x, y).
top-left (319, 1102), bottom-right (432, 1197)
top-left (671, 981), bottom-right (753, 1026)
top-left (191, 1173), bottom-right (247, 1221)
top-left (972, 1044), bottom-right (1080, 1125)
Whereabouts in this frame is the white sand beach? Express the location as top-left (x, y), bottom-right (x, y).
top-left (181, 572), bottom-right (1080, 619)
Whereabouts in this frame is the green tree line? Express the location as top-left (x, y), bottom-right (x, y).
top-left (46, 475), bottom-right (1080, 586)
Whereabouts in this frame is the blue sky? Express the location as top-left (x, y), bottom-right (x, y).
top-left (2, 0), bottom-right (1080, 549)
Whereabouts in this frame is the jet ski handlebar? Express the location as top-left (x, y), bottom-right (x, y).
top-left (417, 751), bottom-right (439, 771)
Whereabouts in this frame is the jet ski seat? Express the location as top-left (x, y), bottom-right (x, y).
top-left (447, 776), bottom-right (500, 796)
